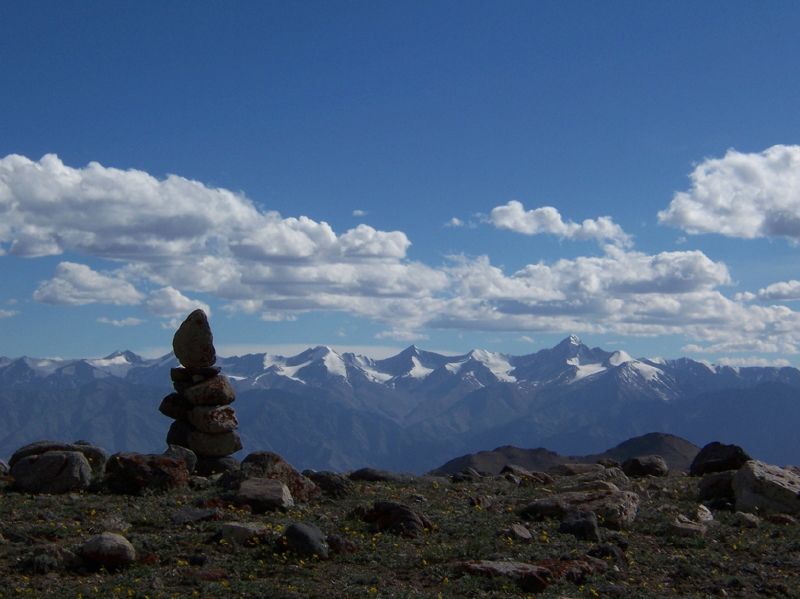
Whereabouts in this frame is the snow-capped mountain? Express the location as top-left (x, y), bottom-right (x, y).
top-left (1, 337), bottom-right (799, 471)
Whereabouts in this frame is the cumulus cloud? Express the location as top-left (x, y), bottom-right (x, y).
top-left (33, 262), bottom-right (144, 305)
top-left (144, 287), bottom-right (210, 317)
top-left (659, 145), bottom-right (800, 240)
top-left (490, 201), bottom-right (631, 246)
top-left (444, 217), bottom-right (465, 228)
top-left (738, 279), bottom-right (800, 302)
top-left (97, 316), bottom-right (144, 327)
top-left (713, 356), bottom-right (792, 368)
top-left (352, 209), bottom-right (367, 217)
top-left (0, 309), bottom-right (17, 318)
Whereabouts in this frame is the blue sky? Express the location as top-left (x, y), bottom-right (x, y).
top-left (2, 1), bottom-right (800, 363)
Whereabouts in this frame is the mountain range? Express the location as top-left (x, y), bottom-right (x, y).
top-left (1, 335), bottom-right (798, 472)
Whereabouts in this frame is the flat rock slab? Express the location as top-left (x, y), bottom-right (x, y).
top-left (520, 489), bottom-right (640, 529)
top-left (235, 478), bottom-right (294, 513)
top-left (459, 560), bottom-right (552, 593)
top-left (734, 460), bottom-right (800, 515)
top-left (11, 450), bottom-right (92, 494)
top-left (172, 309), bottom-right (216, 368)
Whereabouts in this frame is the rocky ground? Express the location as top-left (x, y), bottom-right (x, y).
top-left (1, 447), bottom-right (800, 598)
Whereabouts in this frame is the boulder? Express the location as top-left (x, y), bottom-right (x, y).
top-left (520, 489), bottom-right (640, 529)
top-left (172, 309), bottom-right (216, 368)
top-left (621, 455), bottom-right (669, 478)
top-left (166, 420), bottom-right (193, 448)
top-left (187, 405), bottom-right (239, 433)
top-left (241, 452), bottom-right (319, 502)
top-left (163, 444), bottom-right (197, 473)
top-left (9, 440), bottom-right (108, 479)
top-left (234, 478), bottom-right (294, 513)
top-left (690, 442), bottom-right (751, 476)
top-left (697, 470), bottom-right (736, 505)
top-left (305, 470), bottom-right (354, 498)
top-left (362, 501), bottom-right (433, 538)
top-left (187, 429), bottom-right (242, 458)
top-left (11, 450), bottom-right (92, 494)
top-left (733, 460), bottom-right (800, 515)
top-left (182, 375), bottom-right (236, 406)
top-left (558, 510), bottom-right (601, 542)
top-left (79, 533), bottom-right (136, 570)
top-left (279, 522), bottom-right (329, 559)
top-left (104, 453), bottom-right (189, 495)
top-left (497, 523), bottom-right (532, 542)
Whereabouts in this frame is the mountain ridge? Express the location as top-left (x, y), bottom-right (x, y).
top-left (1, 336), bottom-right (798, 471)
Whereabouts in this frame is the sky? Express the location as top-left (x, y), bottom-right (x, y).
top-left (1, 1), bottom-right (800, 364)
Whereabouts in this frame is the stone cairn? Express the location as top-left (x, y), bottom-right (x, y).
top-left (159, 309), bottom-right (242, 471)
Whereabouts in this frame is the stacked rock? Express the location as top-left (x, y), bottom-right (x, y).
top-left (159, 310), bottom-right (242, 471)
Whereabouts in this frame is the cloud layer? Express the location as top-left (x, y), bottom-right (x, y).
top-left (3, 152), bottom-right (800, 357)
top-left (659, 145), bottom-right (800, 241)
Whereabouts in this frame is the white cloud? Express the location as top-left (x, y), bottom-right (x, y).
top-left (97, 316), bottom-right (145, 327)
top-left (659, 145), bottom-right (800, 240)
top-left (33, 262), bottom-right (144, 305)
top-left (0, 309), bottom-right (17, 318)
top-left (144, 287), bottom-right (210, 317)
top-left (444, 217), bottom-right (465, 228)
top-left (352, 209), bottom-right (367, 217)
top-left (375, 329), bottom-right (429, 342)
top-left (490, 201), bottom-right (631, 246)
top-left (260, 312), bottom-right (298, 322)
top-left (746, 279), bottom-right (800, 302)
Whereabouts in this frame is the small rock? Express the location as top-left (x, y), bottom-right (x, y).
top-left (558, 510), bottom-right (601, 542)
top-left (218, 522), bottom-right (268, 545)
top-left (451, 467), bottom-right (483, 483)
top-left (596, 458), bottom-right (621, 468)
top-left (696, 505), bottom-right (714, 523)
top-left (497, 522), bottom-right (533, 542)
top-left (280, 522), bottom-right (329, 559)
top-left (690, 442), bottom-right (751, 476)
top-left (670, 515), bottom-right (707, 537)
top-left (166, 420), bottom-right (193, 448)
top-left (234, 478), bottom-right (294, 513)
top-left (11, 450), bottom-right (92, 494)
top-left (326, 534), bottom-right (358, 554)
top-left (183, 375), bottom-right (236, 407)
top-left (500, 464), bottom-right (555, 485)
top-left (621, 455), bottom-right (669, 478)
top-left (79, 532), bottom-right (136, 570)
top-left (172, 309), bottom-right (216, 368)
top-left (734, 511), bottom-right (761, 528)
top-left (98, 516), bottom-right (131, 534)
top-left (362, 501), bottom-right (433, 538)
top-left (587, 543), bottom-right (628, 568)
